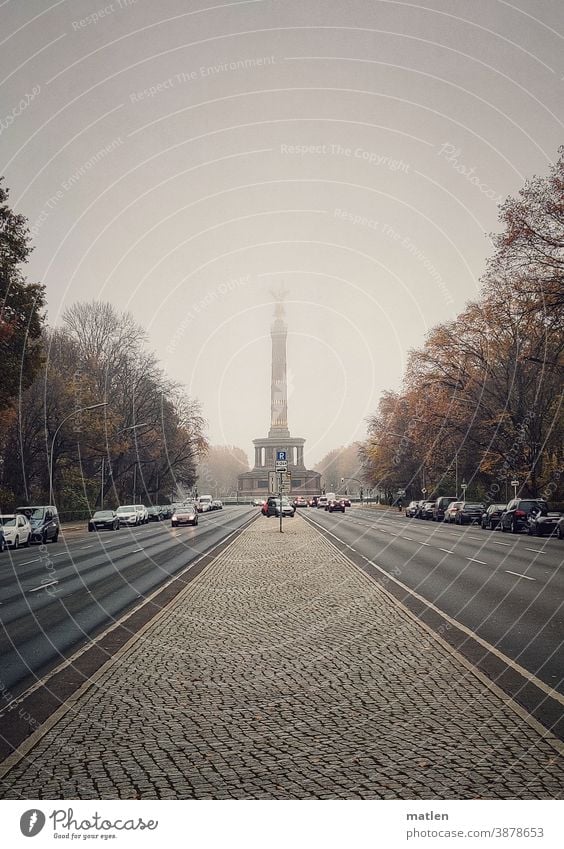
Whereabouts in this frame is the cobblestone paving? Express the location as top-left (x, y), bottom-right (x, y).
top-left (1, 516), bottom-right (563, 799)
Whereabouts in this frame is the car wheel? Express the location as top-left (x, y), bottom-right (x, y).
top-left (536, 526), bottom-right (543, 537)
top-left (558, 525), bottom-right (563, 540)
top-left (14, 536), bottom-right (19, 549)
top-left (511, 520), bottom-right (519, 534)
top-left (171, 522), bottom-right (177, 528)
top-left (501, 521), bottom-right (507, 532)
top-left (527, 526), bottom-right (533, 535)
top-left (89, 526), bottom-right (93, 532)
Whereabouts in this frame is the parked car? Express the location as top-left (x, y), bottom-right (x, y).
top-left (264, 496), bottom-right (295, 517)
top-left (16, 505), bottom-right (60, 544)
top-left (414, 500), bottom-right (428, 518)
top-left (327, 497), bottom-right (346, 513)
top-left (171, 503), bottom-right (198, 527)
top-left (146, 506), bottom-right (161, 521)
top-left (455, 502), bottom-right (485, 525)
top-left (500, 498), bottom-right (550, 534)
top-left (405, 501), bottom-right (419, 518)
top-left (88, 510), bottom-right (119, 532)
top-left (481, 504), bottom-right (507, 530)
top-left (444, 501), bottom-right (463, 523)
top-left (292, 496), bottom-right (307, 508)
top-left (526, 504), bottom-right (561, 537)
top-left (432, 497), bottom-right (458, 522)
top-left (317, 496), bottom-right (328, 509)
top-left (419, 501), bottom-right (435, 520)
top-left (0, 514), bottom-right (31, 548)
top-left (134, 504), bottom-right (148, 524)
top-left (116, 505), bottom-right (140, 526)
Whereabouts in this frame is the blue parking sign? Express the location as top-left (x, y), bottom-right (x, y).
top-left (276, 451), bottom-right (287, 461)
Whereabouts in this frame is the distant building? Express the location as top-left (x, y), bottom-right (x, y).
top-left (237, 292), bottom-right (321, 499)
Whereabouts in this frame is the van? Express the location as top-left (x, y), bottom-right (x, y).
top-left (433, 497), bottom-right (458, 522)
top-left (16, 505), bottom-right (60, 543)
top-left (197, 495), bottom-right (213, 513)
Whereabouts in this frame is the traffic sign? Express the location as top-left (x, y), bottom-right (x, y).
top-left (280, 472), bottom-right (291, 493)
top-left (276, 451), bottom-right (287, 462)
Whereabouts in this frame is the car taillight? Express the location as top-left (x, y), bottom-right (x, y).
top-left (515, 510), bottom-right (526, 518)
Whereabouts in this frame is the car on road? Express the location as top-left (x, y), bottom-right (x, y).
top-left (525, 504), bottom-right (561, 537)
top-left (116, 505), bottom-right (140, 526)
top-left (342, 497), bottom-right (351, 507)
top-left (455, 502), bottom-right (485, 525)
top-left (197, 495), bottom-right (213, 513)
top-left (252, 498), bottom-right (264, 507)
top-left (211, 500), bottom-right (223, 510)
top-left (405, 501), bottom-right (419, 518)
top-left (171, 503), bottom-right (198, 527)
top-left (135, 504), bottom-right (148, 524)
top-left (292, 496), bottom-right (307, 508)
top-left (316, 496), bottom-right (328, 509)
top-left (16, 505), bottom-right (60, 544)
top-left (499, 498), bottom-right (550, 534)
top-left (481, 504), bottom-right (507, 530)
top-left (432, 496), bottom-right (458, 522)
top-left (308, 497), bottom-right (318, 508)
top-left (147, 506), bottom-right (164, 522)
top-left (327, 497), bottom-right (345, 513)
top-left (418, 501), bottom-right (435, 520)
top-left (444, 501), bottom-right (463, 523)
top-left (0, 514), bottom-right (31, 548)
top-left (88, 510), bottom-right (119, 532)
top-left (263, 496), bottom-right (295, 517)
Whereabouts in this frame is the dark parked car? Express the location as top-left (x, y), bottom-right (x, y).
top-left (500, 498), bottom-right (550, 534)
top-left (327, 497), bottom-right (345, 513)
top-left (16, 504), bottom-right (60, 544)
top-left (481, 504), bottom-right (507, 530)
top-left (88, 510), bottom-right (119, 532)
top-left (147, 506), bottom-right (164, 522)
top-left (432, 496), bottom-right (458, 522)
top-left (418, 501), bottom-right (435, 520)
top-left (171, 503), bottom-right (198, 527)
top-left (526, 504), bottom-right (561, 537)
top-left (455, 502), bottom-right (485, 525)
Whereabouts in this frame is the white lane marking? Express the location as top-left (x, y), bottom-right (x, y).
top-left (28, 580), bottom-right (59, 593)
top-left (402, 536), bottom-right (413, 540)
top-left (19, 558), bottom-right (40, 565)
top-left (505, 570), bottom-right (536, 581)
top-left (80, 545), bottom-right (93, 550)
top-left (492, 541), bottom-right (511, 546)
top-left (130, 548), bottom-right (143, 553)
top-left (525, 548), bottom-right (546, 554)
top-left (466, 558), bottom-right (487, 565)
top-left (439, 548), bottom-right (454, 554)
top-left (420, 542), bottom-right (431, 546)
top-left (51, 553), bottom-right (66, 557)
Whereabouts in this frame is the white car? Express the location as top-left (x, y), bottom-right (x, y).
top-left (116, 505), bottom-right (140, 526)
top-left (135, 504), bottom-right (148, 524)
top-left (197, 496), bottom-right (213, 513)
top-left (0, 514), bottom-right (32, 548)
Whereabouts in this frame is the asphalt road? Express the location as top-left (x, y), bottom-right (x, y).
top-left (0, 506), bottom-right (255, 697)
top-left (302, 506), bottom-right (564, 696)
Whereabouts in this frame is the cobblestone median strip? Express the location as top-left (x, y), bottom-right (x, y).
top-left (1, 517), bottom-right (563, 799)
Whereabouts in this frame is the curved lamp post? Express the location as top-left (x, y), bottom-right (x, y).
top-left (49, 402), bottom-right (108, 505)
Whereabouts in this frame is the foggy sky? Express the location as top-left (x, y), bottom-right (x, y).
top-left (1, 0), bottom-right (562, 467)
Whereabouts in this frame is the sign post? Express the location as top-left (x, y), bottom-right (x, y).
top-left (275, 451), bottom-right (287, 533)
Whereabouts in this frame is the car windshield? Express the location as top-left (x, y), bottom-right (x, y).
top-left (491, 504), bottom-right (506, 511)
top-left (18, 507), bottom-right (45, 520)
top-left (521, 501), bottom-right (547, 511)
top-left (116, 506), bottom-right (135, 513)
top-left (465, 504), bottom-right (484, 509)
top-left (93, 511), bottom-right (113, 518)
top-left (0, 516), bottom-right (16, 526)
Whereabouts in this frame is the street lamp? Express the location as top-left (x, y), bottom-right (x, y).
top-left (49, 403), bottom-right (108, 506)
